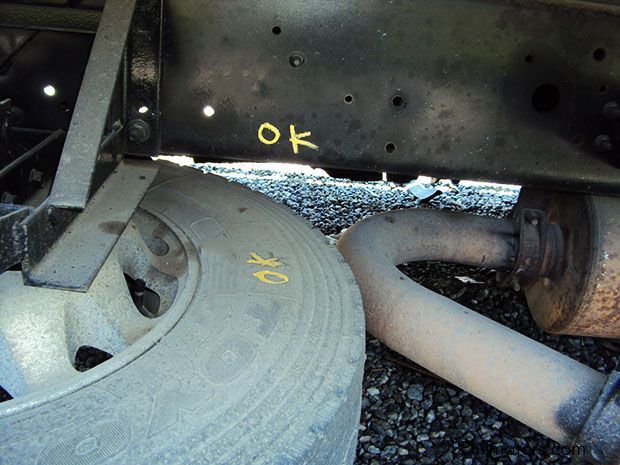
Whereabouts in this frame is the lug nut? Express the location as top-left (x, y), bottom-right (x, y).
top-left (126, 119), bottom-right (150, 144)
top-left (602, 101), bottom-right (620, 120)
top-left (29, 169), bottom-right (44, 187)
top-left (594, 135), bottom-right (612, 153)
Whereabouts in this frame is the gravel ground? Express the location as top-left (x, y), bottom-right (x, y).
top-left (193, 161), bottom-right (618, 465)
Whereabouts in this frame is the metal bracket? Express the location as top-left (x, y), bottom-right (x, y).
top-left (49, 0), bottom-right (137, 210)
top-left (499, 208), bottom-right (563, 291)
top-left (123, 0), bottom-right (163, 156)
top-left (22, 159), bottom-right (159, 291)
top-left (0, 204), bottom-right (31, 272)
top-left (2, 0), bottom-right (147, 291)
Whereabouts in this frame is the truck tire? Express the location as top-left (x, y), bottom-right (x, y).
top-left (0, 163), bottom-right (365, 464)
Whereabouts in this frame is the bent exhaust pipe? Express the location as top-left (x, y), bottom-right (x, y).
top-left (337, 209), bottom-right (615, 462)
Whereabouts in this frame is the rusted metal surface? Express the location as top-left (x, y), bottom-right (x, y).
top-left (516, 190), bottom-right (620, 338)
top-left (499, 208), bottom-right (565, 290)
top-left (337, 209), bottom-right (607, 447)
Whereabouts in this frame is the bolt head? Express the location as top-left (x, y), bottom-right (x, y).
top-left (594, 134), bottom-right (612, 153)
top-left (602, 101), bottom-right (620, 119)
top-left (126, 119), bottom-right (150, 144)
top-left (1, 191), bottom-right (17, 204)
top-left (128, 128), bottom-right (142, 142)
top-left (289, 52), bottom-right (305, 67)
top-left (29, 169), bottom-right (44, 187)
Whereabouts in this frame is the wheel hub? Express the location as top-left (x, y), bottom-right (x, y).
top-left (0, 208), bottom-right (197, 408)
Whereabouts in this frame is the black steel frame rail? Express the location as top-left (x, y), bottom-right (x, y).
top-left (157, 0), bottom-right (620, 195)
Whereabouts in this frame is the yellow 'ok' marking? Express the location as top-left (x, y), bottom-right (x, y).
top-left (258, 122), bottom-right (281, 145)
top-left (253, 270), bottom-right (289, 285)
top-left (247, 252), bottom-right (281, 268)
top-left (257, 122), bottom-right (319, 154)
top-left (289, 124), bottom-right (319, 154)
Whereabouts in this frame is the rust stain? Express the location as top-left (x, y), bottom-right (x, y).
top-left (98, 221), bottom-right (125, 235)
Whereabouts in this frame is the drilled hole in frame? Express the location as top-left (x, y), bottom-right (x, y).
top-left (593, 48), bottom-right (606, 61)
top-left (42, 85), bottom-right (56, 97)
top-left (202, 105), bottom-right (215, 117)
top-left (524, 54), bottom-right (533, 63)
top-left (531, 83), bottom-right (560, 113)
top-left (272, 26), bottom-right (281, 35)
top-left (385, 142), bottom-right (396, 153)
top-left (391, 95), bottom-right (405, 108)
top-left (344, 94), bottom-right (354, 104)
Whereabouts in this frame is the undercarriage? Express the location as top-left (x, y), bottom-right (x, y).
top-left (0, 1), bottom-right (618, 464)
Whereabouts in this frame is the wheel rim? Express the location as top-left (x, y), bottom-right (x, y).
top-left (0, 207), bottom-right (199, 413)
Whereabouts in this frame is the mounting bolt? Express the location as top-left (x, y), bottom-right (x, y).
top-left (602, 101), bottom-right (620, 119)
top-left (289, 52), bottom-right (305, 68)
top-left (1, 191), bottom-right (17, 204)
top-left (7, 106), bottom-right (24, 125)
top-left (127, 119), bottom-right (150, 144)
top-left (594, 134), bottom-right (612, 153)
top-left (29, 169), bottom-right (44, 187)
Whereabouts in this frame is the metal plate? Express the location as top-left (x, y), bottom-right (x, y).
top-left (23, 159), bottom-right (159, 291)
top-left (159, 0), bottom-right (620, 194)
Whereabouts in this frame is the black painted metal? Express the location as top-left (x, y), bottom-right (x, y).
top-left (159, 0), bottom-right (620, 194)
top-left (0, 99), bottom-right (65, 207)
top-left (0, 30), bottom-right (93, 132)
top-left (123, 0), bottom-right (162, 157)
top-left (0, 99), bottom-right (11, 168)
top-left (1, 0), bottom-right (620, 292)
top-left (0, 128), bottom-right (65, 181)
top-left (0, 0), bottom-right (140, 290)
top-left (0, 4), bottom-right (101, 34)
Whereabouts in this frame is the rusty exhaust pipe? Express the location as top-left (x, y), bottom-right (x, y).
top-left (337, 209), bottom-right (612, 458)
